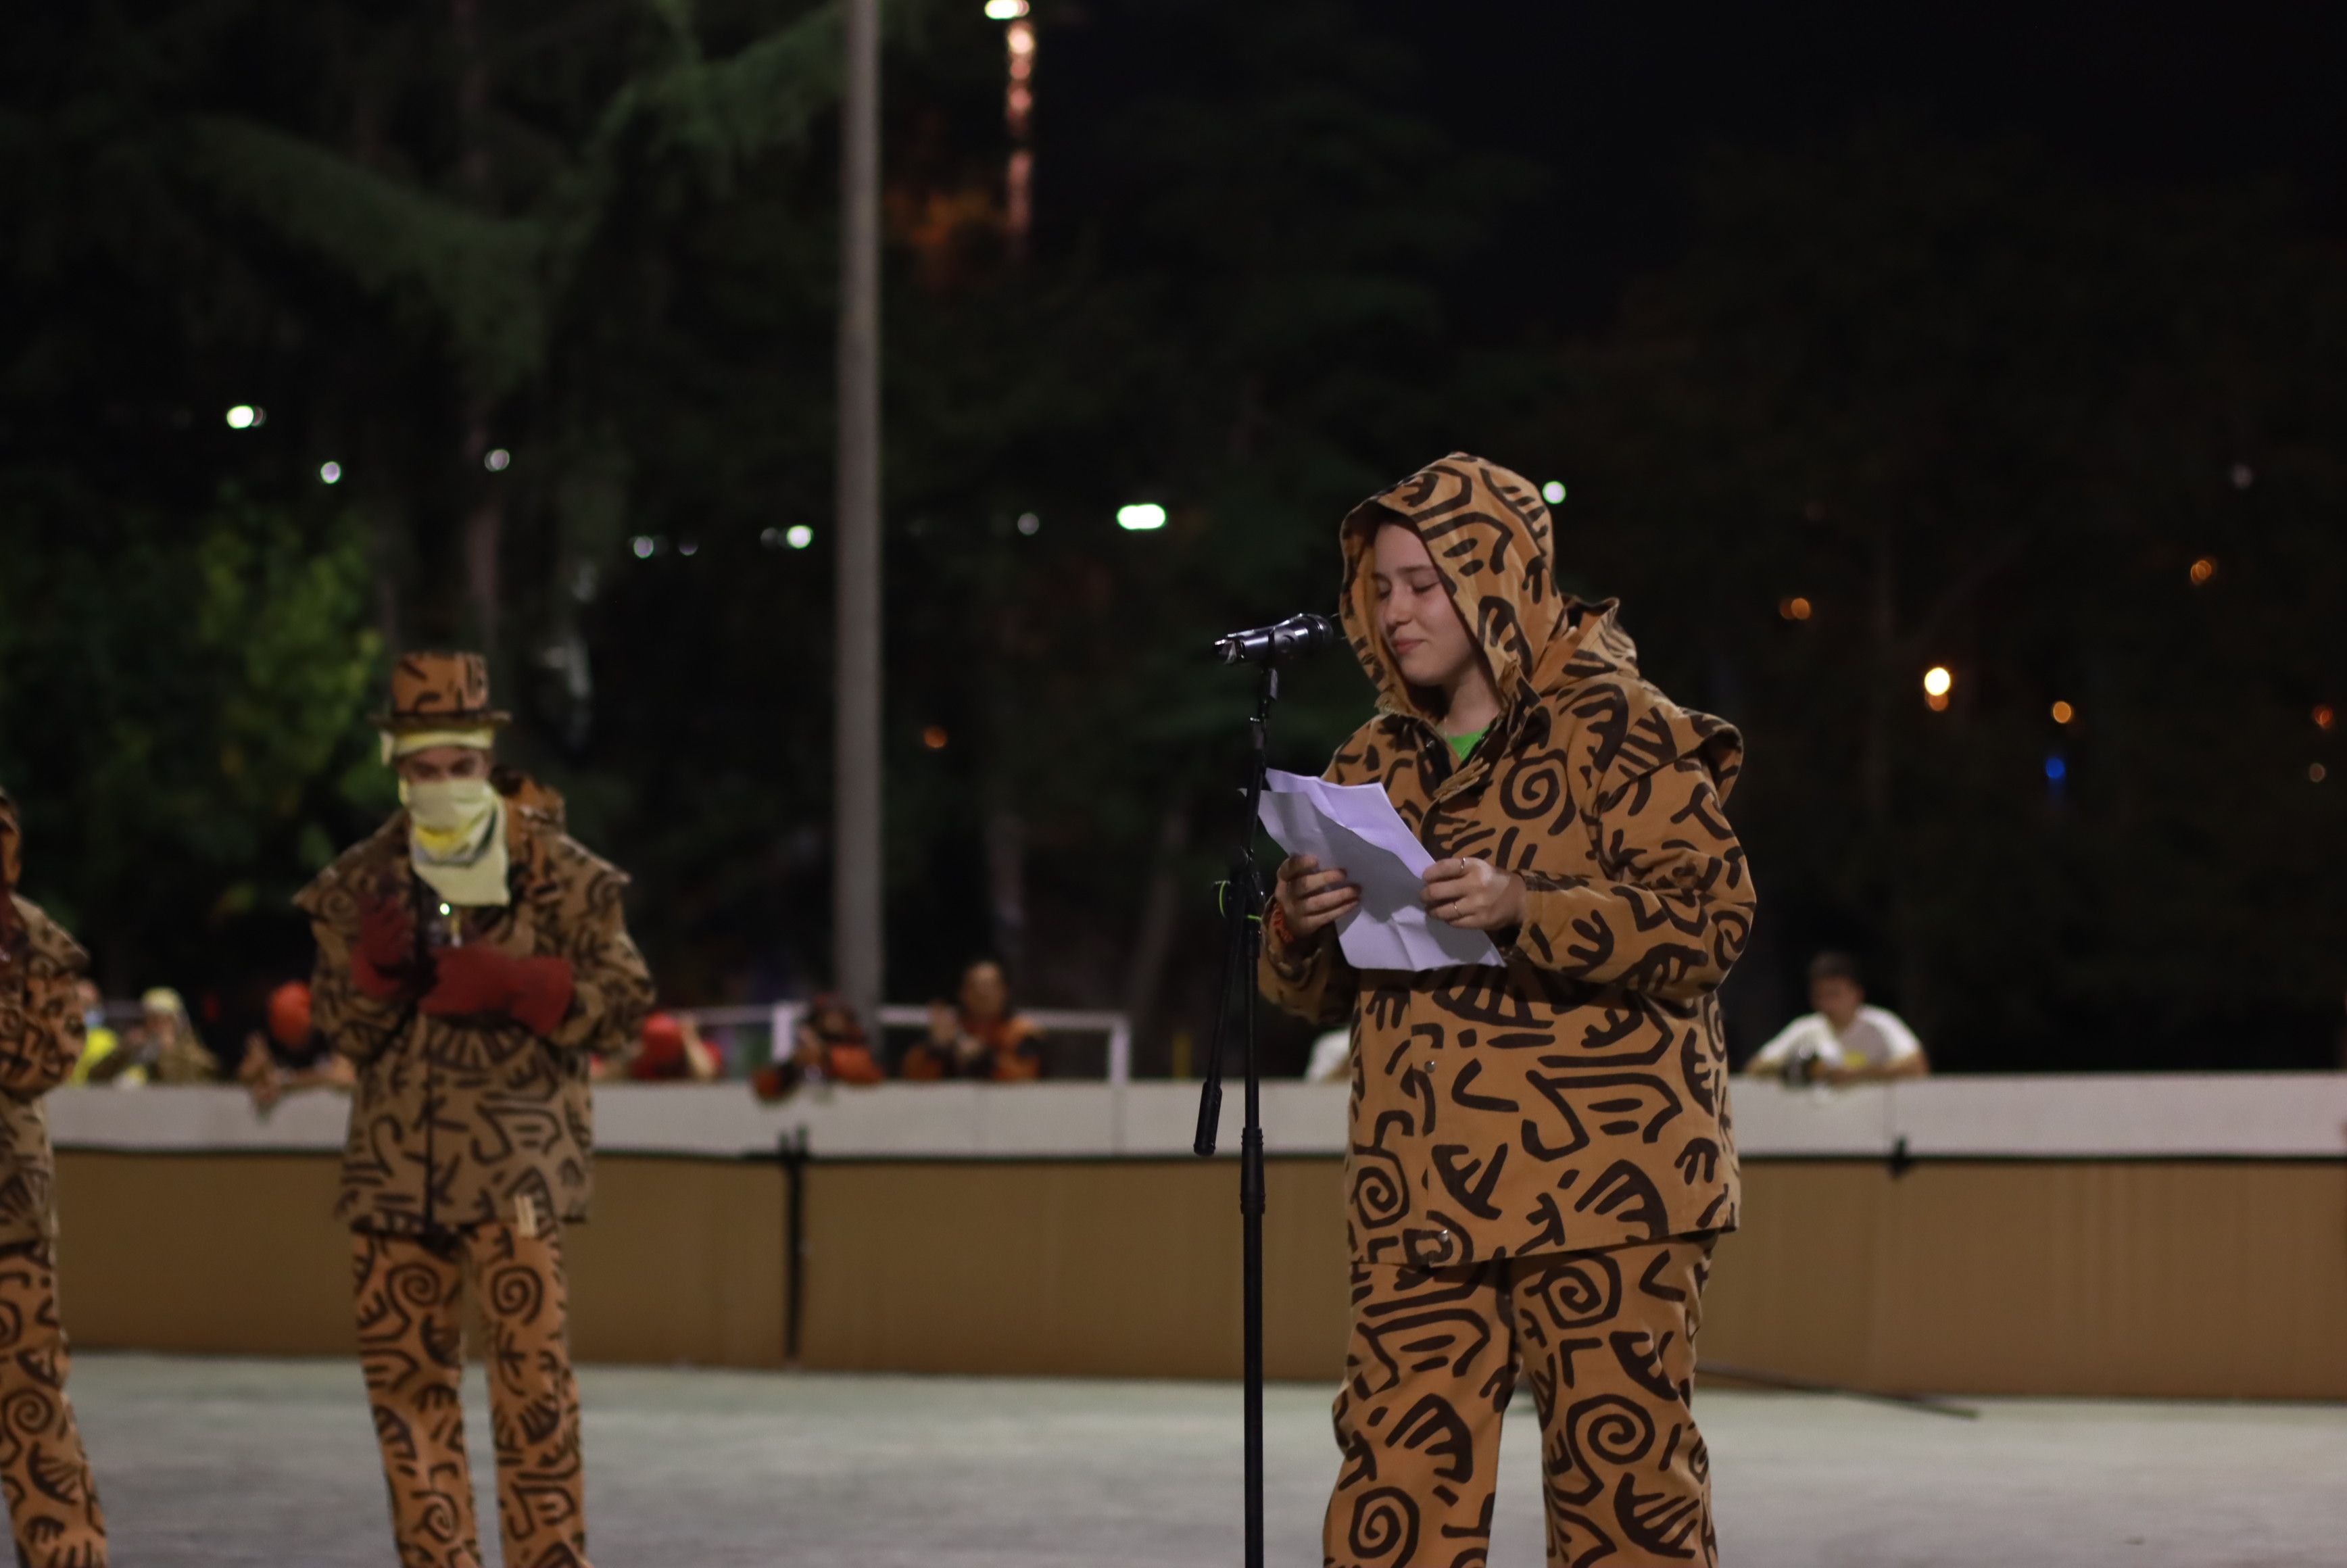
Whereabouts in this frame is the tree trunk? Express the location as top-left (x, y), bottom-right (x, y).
top-left (460, 407), bottom-right (502, 661)
top-left (1120, 797), bottom-right (1192, 1066)
top-left (985, 806), bottom-right (1027, 976)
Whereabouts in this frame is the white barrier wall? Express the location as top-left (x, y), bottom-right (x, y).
top-left (46, 1073), bottom-right (2347, 1159)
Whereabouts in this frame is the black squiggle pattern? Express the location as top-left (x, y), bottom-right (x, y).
top-left (354, 1222), bottom-right (591, 1568)
top-left (1263, 454), bottom-right (1752, 1267)
top-left (1325, 1238), bottom-right (1717, 1567)
top-left (297, 808), bottom-right (653, 1236)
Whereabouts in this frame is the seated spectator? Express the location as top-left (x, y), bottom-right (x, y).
top-left (1745, 952), bottom-right (1929, 1084)
top-left (238, 981), bottom-right (355, 1111)
top-left (1304, 1027), bottom-right (1352, 1083)
top-left (130, 987), bottom-right (219, 1084)
top-left (901, 960), bottom-right (1042, 1082)
top-left (68, 979), bottom-right (139, 1086)
top-left (621, 1011), bottom-right (723, 1082)
top-left (752, 994), bottom-right (887, 1101)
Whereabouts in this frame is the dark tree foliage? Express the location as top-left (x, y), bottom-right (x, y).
top-left (2, 4), bottom-right (2339, 1070)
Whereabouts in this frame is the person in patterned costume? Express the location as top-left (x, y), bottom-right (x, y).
top-left (295, 653), bottom-right (652, 1568)
top-left (1261, 456), bottom-right (1755, 1568)
top-left (0, 791), bottom-right (110, 1568)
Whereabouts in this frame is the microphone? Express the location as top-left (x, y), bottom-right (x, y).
top-left (1211, 612), bottom-right (1339, 665)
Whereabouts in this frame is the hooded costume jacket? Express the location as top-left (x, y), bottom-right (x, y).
top-left (1261, 454), bottom-right (1753, 1267)
top-left (295, 799), bottom-right (652, 1236)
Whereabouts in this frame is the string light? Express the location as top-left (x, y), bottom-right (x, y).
top-left (2189, 556), bottom-right (2218, 586)
top-left (1777, 596), bottom-right (1812, 622)
top-left (922, 725), bottom-right (950, 750)
top-left (318, 462), bottom-right (343, 485)
top-left (2051, 700), bottom-right (2075, 725)
top-left (2315, 705), bottom-right (2335, 731)
top-left (1118, 503), bottom-right (1167, 531)
top-left (1542, 481), bottom-right (1567, 504)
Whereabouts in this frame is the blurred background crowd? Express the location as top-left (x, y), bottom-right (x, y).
top-left (4, 1), bottom-right (2344, 1084)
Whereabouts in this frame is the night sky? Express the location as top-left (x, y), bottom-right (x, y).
top-left (1353, 2), bottom-right (2344, 328)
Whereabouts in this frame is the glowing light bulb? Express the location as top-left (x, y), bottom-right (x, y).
top-left (1117, 503), bottom-right (1167, 531)
top-left (786, 524), bottom-right (815, 549)
top-left (319, 462), bottom-right (343, 485)
top-left (1541, 481), bottom-right (1566, 505)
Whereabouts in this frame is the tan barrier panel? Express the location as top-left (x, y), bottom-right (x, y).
top-left (47, 1152), bottom-right (2347, 1398)
top-left (52, 1152), bottom-right (788, 1367)
top-left (797, 1159), bottom-right (1352, 1380)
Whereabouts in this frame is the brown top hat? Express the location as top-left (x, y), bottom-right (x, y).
top-left (372, 651), bottom-right (512, 732)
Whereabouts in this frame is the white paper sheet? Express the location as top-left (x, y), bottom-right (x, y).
top-left (1257, 770), bottom-right (1505, 971)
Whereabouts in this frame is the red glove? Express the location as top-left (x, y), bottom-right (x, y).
top-left (420, 945), bottom-right (575, 1037)
top-left (354, 898), bottom-right (418, 1001)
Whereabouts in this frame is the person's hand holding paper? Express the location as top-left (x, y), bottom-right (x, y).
top-left (1259, 770), bottom-right (1504, 971)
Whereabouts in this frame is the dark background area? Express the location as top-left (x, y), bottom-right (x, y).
top-left (3, 0), bottom-right (2342, 1072)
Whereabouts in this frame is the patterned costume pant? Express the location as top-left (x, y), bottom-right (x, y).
top-left (1326, 1238), bottom-right (1716, 1568)
top-left (352, 1223), bottom-right (591, 1568)
top-left (0, 1242), bottom-right (105, 1568)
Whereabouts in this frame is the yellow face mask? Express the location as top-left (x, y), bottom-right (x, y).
top-left (398, 777), bottom-right (498, 854)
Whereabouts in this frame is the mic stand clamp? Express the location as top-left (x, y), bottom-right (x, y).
top-left (1194, 663), bottom-right (1275, 1568)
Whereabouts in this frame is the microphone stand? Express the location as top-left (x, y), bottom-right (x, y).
top-left (1194, 661), bottom-right (1276, 1568)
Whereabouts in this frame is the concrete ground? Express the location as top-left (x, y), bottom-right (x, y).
top-left (66, 1354), bottom-right (2344, 1566)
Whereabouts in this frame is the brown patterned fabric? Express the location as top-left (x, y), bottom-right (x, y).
top-left (0, 1242), bottom-right (107, 1568)
top-left (296, 806), bottom-right (652, 1235)
top-left (353, 1222), bottom-right (589, 1568)
top-left (0, 898), bottom-right (89, 1249)
top-left (374, 651), bottom-right (511, 732)
top-left (1261, 452), bottom-right (1754, 1265)
top-left (1327, 1238), bottom-right (1715, 1568)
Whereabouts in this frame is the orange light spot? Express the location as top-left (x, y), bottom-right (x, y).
top-left (1925, 692), bottom-right (1951, 713)
top-left (2188, 556), bottom-right (2218, 585)
top-left (2050, 700), bottom-right (2075, 725)
top-left (921, 726), bottom-right (949, 750)
top-left (2313, 763), bottom-right (2329, 784)
top-left (1789, 597), bottom-right (1812, 620)
top-left (2315, 705), bottom-right (2336, 731)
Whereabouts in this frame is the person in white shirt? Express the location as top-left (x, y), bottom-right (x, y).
top-left (1745, 951), bottom-right (1929, 1083)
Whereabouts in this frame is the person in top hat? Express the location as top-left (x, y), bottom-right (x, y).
top-left (0, 791), bottom-right (110, 1567)
top-left (295, 652), bottom-right (652, 1568)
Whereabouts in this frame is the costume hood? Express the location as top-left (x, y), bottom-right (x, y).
top-left (1336, 452), bottom-right (1645, 727)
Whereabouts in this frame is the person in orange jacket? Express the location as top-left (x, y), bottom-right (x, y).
top-left (901, 960), bottom-right (1042, 1081)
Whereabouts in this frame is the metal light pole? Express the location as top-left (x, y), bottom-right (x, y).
top-left (834, 0), bottom-right (884, 1027)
